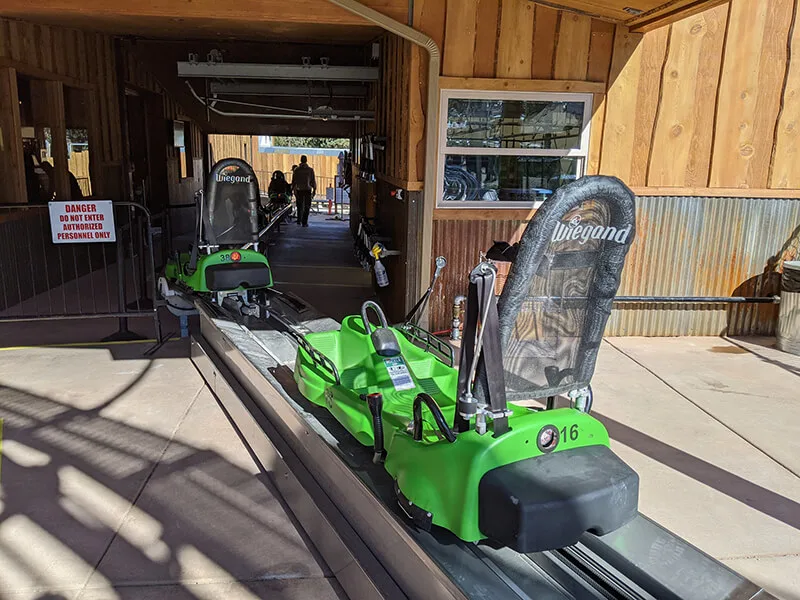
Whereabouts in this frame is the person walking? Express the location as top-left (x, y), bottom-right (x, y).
top-left (291, 156), bottom-right (316, 227)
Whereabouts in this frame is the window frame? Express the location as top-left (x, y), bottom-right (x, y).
top-left (176, 119), bottom-right (194, 180)
top-left (436, 89), bottom-right (593, 209)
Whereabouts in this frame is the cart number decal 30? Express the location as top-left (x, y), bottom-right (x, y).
top-left (560, 424), bottom-right (579, 442)
top-left (384, 357), bottom-right (415, 391)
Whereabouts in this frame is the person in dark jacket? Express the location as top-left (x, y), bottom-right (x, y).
top-left (291, 155), bottom-right (316, 227)
top-left (268, 170), bottom-right (291, 197)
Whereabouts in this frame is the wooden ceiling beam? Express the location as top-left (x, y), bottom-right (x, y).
top-left (0, 0), bottom-right (405, 41)
top-left (0, 0), bottom-right (406, 25)
top-left (519, 1), bottom-right (729, 28)
top-left (625, 0), bottom-right (729, 33)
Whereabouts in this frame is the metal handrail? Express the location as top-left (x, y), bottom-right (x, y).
top-left (398, 322), bottom-right (455, 367)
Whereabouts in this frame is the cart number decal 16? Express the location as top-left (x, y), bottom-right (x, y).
top-left (560, 424), bottom-right (579, 442)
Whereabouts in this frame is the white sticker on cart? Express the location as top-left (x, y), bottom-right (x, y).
top-left (384, 356), bottom-right (415, 391)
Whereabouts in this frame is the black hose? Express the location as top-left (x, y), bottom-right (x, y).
top-left (413, 393), bottom-right (456, 443)
top-left (363, 393), bottom-right (386, 463)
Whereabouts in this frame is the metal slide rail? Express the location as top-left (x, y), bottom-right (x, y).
top-left (0, 201), bottom-right (161, 340)
top-left (193, 307), bottom-right (781, 600)
top-left (398, 322), bottom-right (455, 367)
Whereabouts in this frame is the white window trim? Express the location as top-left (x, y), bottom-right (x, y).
top-left (437, 89), bottom-right (593, 209)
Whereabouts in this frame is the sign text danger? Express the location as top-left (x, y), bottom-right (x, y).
top-left (49, 201), bottom-right (116, 243)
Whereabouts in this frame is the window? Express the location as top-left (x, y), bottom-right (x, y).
top-left (65, 87), bottom-right (93, 198)
top-left (174, 120), bottom-right (193, 179)
top-left (437, 90), bottom-right (592, 208)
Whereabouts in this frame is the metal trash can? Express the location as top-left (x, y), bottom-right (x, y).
top-left (777, 260), bottom-right (800, 355)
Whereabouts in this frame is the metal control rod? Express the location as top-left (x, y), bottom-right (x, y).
top-left (615, 296), bottom-right (779, 304)
top-left (524, 296), bottom-right (779, 304)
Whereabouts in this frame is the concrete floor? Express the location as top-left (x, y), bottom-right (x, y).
top-left (267, 213), bottom-right (374, 322)
top-left (2, 331), bottom-right (797, 600)
top-left (0, 338), bottom-right (344, 600)
top-left (595, 336), bottom-right (800, 600)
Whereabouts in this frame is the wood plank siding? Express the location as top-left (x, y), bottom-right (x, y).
top-left (424, 0), bottom-right (800, 331)
top-left (0, 20), bottom-right (122, 170)
top-left (418, 0), bottom-right (800, 195)
top-left (0, 17), bottom-right (202, 205)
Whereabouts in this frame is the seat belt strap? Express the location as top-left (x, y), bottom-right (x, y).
top-left (476, 272), bottom-right (508, 436)
top-left (455, 264), bottom-right (509, 436)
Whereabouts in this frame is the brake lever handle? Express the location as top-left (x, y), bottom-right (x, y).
top-left (432, 256), bottom-right (447, 281)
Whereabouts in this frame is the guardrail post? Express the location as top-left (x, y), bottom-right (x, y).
top-left (144, 211), bottom-right (162, 343)
top-left (104, 207), bottom-right (145, 342)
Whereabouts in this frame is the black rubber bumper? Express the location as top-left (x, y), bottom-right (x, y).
top-left (205, 263), bottom-right (272, 291)
top-left (478, 445), bottom-right (639, 553)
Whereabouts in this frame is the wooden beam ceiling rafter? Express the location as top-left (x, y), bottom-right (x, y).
top-left (0, 0), bottom-right (405, 43)
top-left (524, 0), bottom-right (729, 32)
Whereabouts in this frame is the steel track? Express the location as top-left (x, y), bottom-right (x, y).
top-left (194, 300), bottom-right (781, 600)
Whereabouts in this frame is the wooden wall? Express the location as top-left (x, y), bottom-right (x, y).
top-left (0, 18), bottom-right (124, 200)
top-left (415, 0), bottom-right (800, 331)
top-left (418, 0), bottom-right (800, 194)
top-left (603, 0), bottom-right (800, 190)
top-left (122, 46), bottom-right (203, 207)
top-left (370, 33), bottom-right (423, 190)
top-left (208, 135), bottom-right (341, 185)
top-left (0, 18), bottom-right (204, 207)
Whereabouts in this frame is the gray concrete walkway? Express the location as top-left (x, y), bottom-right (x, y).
top-left (3, 318), bottom-right (799, 599)
top-left (595, 336), bottom-right (800, 600)
top-left (0, 339), bottom-right (343, 600)
top-left (267, 213), bottom-right (374, 322)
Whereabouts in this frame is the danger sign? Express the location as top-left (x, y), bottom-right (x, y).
top-left (49, 201), bottom-right (116, 243)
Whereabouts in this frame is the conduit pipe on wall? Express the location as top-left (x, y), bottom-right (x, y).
top-left (325, 0), bottom-right (441, 301)
top-left (186, 82), bottom-right (375, 121)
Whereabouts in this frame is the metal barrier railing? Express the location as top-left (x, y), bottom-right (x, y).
top-left (0, 201), bottom-right (161, 341)
top-left (254, 171), bottom-right (351, 216)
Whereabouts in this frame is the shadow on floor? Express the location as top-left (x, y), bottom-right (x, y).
top-left (0, 382), bottom-right (341, 599)
top-left (593, 409), bottom-right (800, 531)
top-left (725, 336), bottom-right (800, 378)
top-left (0, 312), bottom-right (195, 361)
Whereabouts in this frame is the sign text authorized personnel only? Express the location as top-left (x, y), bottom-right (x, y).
top-left (49, 201), bottom-right (116, 243)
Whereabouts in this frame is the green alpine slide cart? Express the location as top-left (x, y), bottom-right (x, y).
top-left (294, 175), bottom-right (640, 552)
top-left (160, 158), bottom-right (281, 320)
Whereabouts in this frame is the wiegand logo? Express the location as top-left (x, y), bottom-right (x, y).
top-left (215, 173), bottom-right (252, 184)
top-left (552, 214), bottom-right (632, 245)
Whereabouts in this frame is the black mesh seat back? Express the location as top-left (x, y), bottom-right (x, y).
top-left (496, 176), bottom-right (636, 400)
top-left (204, 158), bottom-right (260, 246)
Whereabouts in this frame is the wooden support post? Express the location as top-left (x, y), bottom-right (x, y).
top-left (0, 67), bottom-right (26, 204)
top-left (31, 79), bottom-right (70, 200)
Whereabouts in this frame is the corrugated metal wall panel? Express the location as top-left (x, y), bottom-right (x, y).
top-left (431, 195), bottom-right (800, 336)
top-left (431, 219), bottom-right (529, 330)
top-left (607, 195), bottom-right (800, 336)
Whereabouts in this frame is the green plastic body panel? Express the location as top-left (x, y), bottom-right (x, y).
top-left (164, 249), bottom-right (272, 293)
top-left (293, 315), bottom-right (611, 543)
